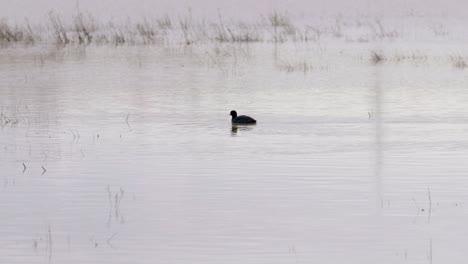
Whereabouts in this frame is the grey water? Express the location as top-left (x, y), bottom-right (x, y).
top-left (1, 40), bottom-right (468, 264)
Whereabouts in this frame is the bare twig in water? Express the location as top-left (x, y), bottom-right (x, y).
top-left (107, 186), bottom-right (126, 227)
top-left (427, 188), bottom-right (432, 223)
top-left (114, 188), bottom-right (125, 218)
top-left (411, 197), bottom-right (421, 223)
top-left (371, 50), bottom-right (384, 64)
top-left (42, 150), bottom-right (48, 162)
top-left (288, 244), bottom-right (298, 263)
top-left (69, 129), bottom-right (77, 141)
top-left (33, 239), bottom-right (38, 251)
top-left (429, 238), bottom-right (433, 264)
top-left (106, 232), bottom-right (118, 249)
top-left (126, 113), bottom-right (132, 130)
top-left (47, 226), bottom-right (53, 263)
top-left (107, 185), bottom-right (112, 229)
top-left (16, 99), bottom-right (25, 123)
top-left (412, 197), bottom-right (421, 211)
top-left (89, 236), bottom-right (98, 248)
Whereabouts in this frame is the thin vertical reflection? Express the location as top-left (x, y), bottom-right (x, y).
top-left (373, 59), bottom-right (384, 212)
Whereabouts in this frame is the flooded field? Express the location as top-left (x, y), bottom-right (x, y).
top-left (1, 12), bottom-right (468, 264)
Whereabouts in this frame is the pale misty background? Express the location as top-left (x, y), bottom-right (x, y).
top-left (2, 0), bottom-right (468, 22)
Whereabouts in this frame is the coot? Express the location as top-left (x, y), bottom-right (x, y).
top-left (230, 110), bottom-right (256, 124)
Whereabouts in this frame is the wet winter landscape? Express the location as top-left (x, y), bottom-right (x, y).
top-left (1, 2), bottom-right (468, 263)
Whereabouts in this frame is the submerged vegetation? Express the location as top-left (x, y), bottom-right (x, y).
top-left (0, 19), bottom-right (36, 44)
top-left (276, 59), bottom-right (313, 74)
top-left (449, 55), bottom-right (468, 69)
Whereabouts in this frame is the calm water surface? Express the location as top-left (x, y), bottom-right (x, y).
top-left (1, 43), bottom-right (468, 263)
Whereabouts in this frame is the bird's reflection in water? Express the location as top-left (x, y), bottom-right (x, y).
top-left (231, 124), bottom-right (256, 135)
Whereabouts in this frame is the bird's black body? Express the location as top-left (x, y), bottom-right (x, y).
top-left (230, 110), bottom-right (256, 124)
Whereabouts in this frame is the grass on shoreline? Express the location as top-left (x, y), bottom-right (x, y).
top-left (0, 10), bottom-right (454, 47)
